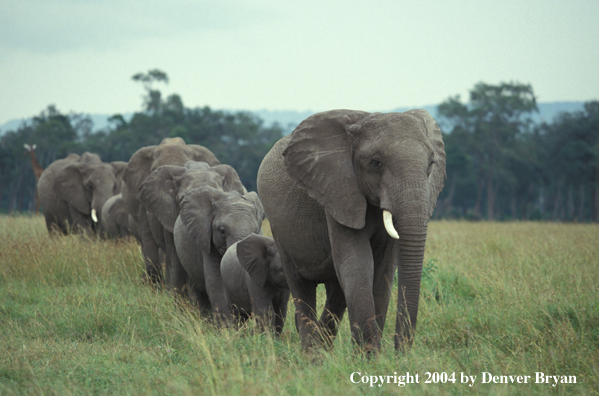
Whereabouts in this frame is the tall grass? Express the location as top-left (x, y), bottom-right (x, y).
top-left (1, 215), bottom-right (597, 395)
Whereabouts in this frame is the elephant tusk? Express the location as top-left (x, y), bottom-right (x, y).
top-left (383, 210), bottom-right (399, 239)
top-left (91, 209), bottom-right (98, 223)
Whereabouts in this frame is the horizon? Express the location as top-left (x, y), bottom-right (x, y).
top-left (0, 99), bottom-right (588, 135)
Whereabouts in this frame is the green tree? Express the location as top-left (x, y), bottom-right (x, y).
top-left (0, 106), bottom-right (85, 212)
top-left (437, 82), bottom-right (538, 220)
top-left (539, 101), bottom-right (599, 222)
top-left (132, 69), bottom-right (169, 115)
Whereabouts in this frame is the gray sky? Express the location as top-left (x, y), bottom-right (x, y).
top-left (1, 0), bottom-right (598, 125)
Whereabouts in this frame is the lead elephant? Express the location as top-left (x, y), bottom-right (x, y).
top-left (257, 109), bottom-right (446, 353)
top-left (37, 152), bottom-right (127, 235)
top-left (121, 138), bottom-right (220, 284)
top-left (220, 233), bottom-right (290, 335)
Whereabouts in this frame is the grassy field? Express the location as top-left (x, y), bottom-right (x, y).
top-left (1, 214), bottom-right (597, 395)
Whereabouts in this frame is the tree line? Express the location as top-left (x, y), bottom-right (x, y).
top-left (436, 82), bottom-right (599, 222)
top-left (0, 70), bottom-right (283, 212)
top-left (1, 73), bottom-right (597, 221)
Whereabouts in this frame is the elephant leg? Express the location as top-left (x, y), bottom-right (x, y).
top-left (291, 279), bottom-right (319, 350)
top-left (68, 206), bottom-right (93, 235)
top-left (273, 290), bottom-right (290, 336)
top-left (202, 251), bottom-right (230, 325)
top-left (279, 247), bottom-right (320, 349)
top-left (45, 213), bottom-right (66, 235)
top-left (318, 280), bottom-right (347, 348)
top-left (137, 207), bottom-right (162, 284)
top-left (248, 285), bottom-right (275, 333)
top-left (191, 287), bottom-right (212, 318)
top-left (164, 231), bottom-right (188, 300)
top-left (371, 240), bottom-right (397, 333)
top-left (326, 213), bottom-right (380, 353)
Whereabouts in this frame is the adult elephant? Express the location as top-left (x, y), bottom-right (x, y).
top-left (122, 138), bottom-right (220, 284)
top-left (139, 161), bottom-right (265, 322)
top-left (257, 109), bottom-right (445, 353)
top-left (37, 152), bottom-right (127, 235)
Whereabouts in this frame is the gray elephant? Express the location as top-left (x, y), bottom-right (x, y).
top-left (121, 137), bottom-right (220, 284)
top-left (139, 161), bottom-right (265, 321)
top-left (37, 152), bottom-right (127, 235)
top-left (257, 109), bottom-right (446, 353)
top-left (220, 233), bottom-right (290, 335)
top-left (100, 193), bottom-right (140, 241)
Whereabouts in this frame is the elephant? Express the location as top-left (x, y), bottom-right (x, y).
top-left (139, 161), bottom-right (265, 322)
top-left (220, 233), bottom-right (290, 335)
top-left (37, 152), bottom-right (127, 235)
top-left (121, 137), bottom-right (220, 284)
top-left (100, 193), bottom-right (140, 241)
top-left (257, 109), bottom-right (446, 353)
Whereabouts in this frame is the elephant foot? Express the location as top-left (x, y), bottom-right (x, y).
top-left (141, 272), bottom-right (164, 289)
top-left (394, 332), bottom-right (415, 354)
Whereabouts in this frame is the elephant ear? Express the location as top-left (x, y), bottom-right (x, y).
top-left (212, 164), bottom-right (246, 194)
top-left (236, 234), bottom-right (271, 287)
top-left (139, 165), bottom-right (187, 233)
top-left (405, 109), bottom-right (447, 218)
top-left (54, 163), bottom-right (90, 214)
top-left (110, 161), bottom-right (128, 186)
top-left (189, 145), bottom-right (221, 167)
top-left (243, 191), bottom-right (265, 222)
top-left (179, 186), bottom-right (226, 253)
top-left (283, 110), bottom-right (370, 229)
top-left (123, 146), bottom-right (155, 202)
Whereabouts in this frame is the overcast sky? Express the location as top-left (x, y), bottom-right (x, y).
top-left (0, 0), bottom-right (597, 125)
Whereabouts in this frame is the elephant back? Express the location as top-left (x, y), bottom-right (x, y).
top-left (37, 154), bottom-right (81, 216)
top-left (122, 142), bottom-right (220, 221)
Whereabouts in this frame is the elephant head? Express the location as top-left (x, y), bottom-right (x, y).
top-left (122, 138), bottom-right (220, 222)
top-left (179, 186), bottom-right (265, 256)
top-left (53, 158), bottom-right (127, 230)
top-left (282, 109), bottom-right (446, 349)
top-left (236, 234), bottom-right (287, 290)
top-left (139, 161), bottom-right (246, 234)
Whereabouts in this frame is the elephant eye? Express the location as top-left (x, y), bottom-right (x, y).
top-left (369, 159), bottom-right (383, 170)
top-left (86, 182), bottom-right (93, 190)
top-left (218, 226), bottom-right (227, 237)
top-left (427, 159), bottom-right (435, 176)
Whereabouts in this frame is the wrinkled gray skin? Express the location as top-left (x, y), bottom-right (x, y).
top-left (100, 193), bottom-right (140, 241)
top-left (139, 161), bottom-right (265, 322)
top-left (220, 234), bottom-right (290, 335)
top-left (121, 138), bottom-right (220, 284)
top-left (257, 109), bottom-right (446, 353)
top-left (37, 152), bottom-right (127, 235)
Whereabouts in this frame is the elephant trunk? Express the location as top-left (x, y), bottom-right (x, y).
top-left (394, 229), bottom-right (427, 350)
top-left (384, 182), bottom-right (429, 350)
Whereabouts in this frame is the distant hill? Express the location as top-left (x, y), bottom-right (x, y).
top-left (0, 101), bottom-right (588, 136)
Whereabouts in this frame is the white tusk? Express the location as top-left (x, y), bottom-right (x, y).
top-left (91, 209), bottom-right (98, 223)
top-left (383, 210), bottom-right (399, 239)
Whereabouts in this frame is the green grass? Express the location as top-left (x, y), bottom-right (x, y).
top-left (1, 215), bottom-right (598, 395)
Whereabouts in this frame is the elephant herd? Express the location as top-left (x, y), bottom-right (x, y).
top-left (36, 109), bottom-right (446, 354)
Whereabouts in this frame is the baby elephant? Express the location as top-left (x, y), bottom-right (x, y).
top-left (220, 234), bottom-right (290, 335)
